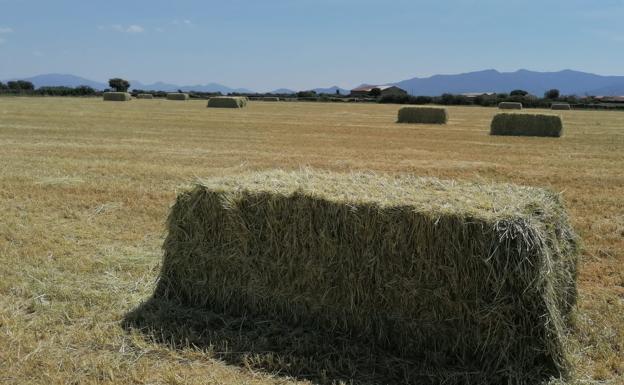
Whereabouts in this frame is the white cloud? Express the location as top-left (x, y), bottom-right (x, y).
top-left (172, 19), bottom-right (193, 26)
top-left (126, 25), bottom-right (144, 33)
top-left (32, 50), bottom-right (44, 57)
top-left (105, 24), bottom-right (145, 33)
top-left (0, 27), bottom-right (12, 34)
top-left (0, 37), bottom-right (5, 45)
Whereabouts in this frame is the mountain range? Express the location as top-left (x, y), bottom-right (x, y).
top-left (5, 69), bottom-right (624, 96)
top-left (392, 69), bottom-right (624, 96)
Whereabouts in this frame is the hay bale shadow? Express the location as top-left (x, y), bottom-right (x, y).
top-left (123, 296), bottom-right (462, 385)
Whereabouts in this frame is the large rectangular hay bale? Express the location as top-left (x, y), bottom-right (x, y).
top-left (102, 92), bottom-right (131, 101)
top-left (551, 103), bottom-right (572, 110)
top-left (166, 93), bottom-right (189, 101)
top-left (155, 170), bottom-right (578, 384)
top-left (262, 96), bottom-right (280, 101)
top-left (498, 101), bottom-right (523, 109)
top-left (397, 106), bottom-right (448, 124)
top-left (207, 96), bottom-right (247, 108)
top-left (136, 93), bottom-right (154, 99)
top-left (491, 113), bottom-right (564, 137)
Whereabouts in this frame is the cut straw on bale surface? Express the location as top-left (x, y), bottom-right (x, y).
top-left (136, 93), bottom-right (154, 99)
top-left (207, 96), bottom-right (247, 108)
top-left (491, 113), bottom-right (564, 137)
top-left (551, 103), bottom-right (572, 110)
top-left (155, 169), bottom-right (579, 385)
top-left (166, 93), bottom-right (189, 101)
top-left (262, 96), bottom-right (280, 101)
top-left (102, 92), bottom-right (131, 101)
top-left (397, 106), bottom-right (448, 124)
top-left (498, 101), bottom-right (523, 109)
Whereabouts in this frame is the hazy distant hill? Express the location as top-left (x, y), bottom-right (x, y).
top-left (130, 81), bottom-right (253, 94)
top-left (270, 88), bottom-right (296, 94)
top-left (3, 74), bottom-right (252, 93)
top-left (7, 69), bottom-right (624, 96)
top-left (312, 86), bottom-right (350, 95)
top-left (392, 69), bottom-right (624, 96)
top-left (5, 74), bottom-right (108, 90)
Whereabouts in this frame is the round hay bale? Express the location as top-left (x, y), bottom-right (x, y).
top-left (490, 113), bottom-right (563, 137)
top-left (103, 92), bottom-right (131, 101)
top-left (498, 102), bottom-right (523, 110)
top-left (397, 107), bottom-right (448, 124)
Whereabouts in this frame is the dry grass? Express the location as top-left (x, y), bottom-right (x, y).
top-left (0, 97), bottom-right (622, 385)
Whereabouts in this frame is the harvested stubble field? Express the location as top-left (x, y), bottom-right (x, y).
top-left (0, 97), bottom-right (622, 385)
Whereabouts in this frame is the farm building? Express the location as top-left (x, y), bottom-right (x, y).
top-left (592, 96), bottom-right (624, 103)
top-left (350, 85), bottom-right (408, 97)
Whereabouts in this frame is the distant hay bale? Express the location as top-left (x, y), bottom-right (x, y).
top-left (207, 96), bottom-right (247, 108)
top-left (491, 113), bottom-right (564, 137)
top-left (498, 101), bottom-right (523, 110)
top-left (136, 93), bottom-right (154, 99)
top-left (262, 96), bottom-right (280, 101)
top-left (155, 169), bottom-right (579, 384)
top-left (551, 103), bottom-right (572, 110)
top-left (166, 93), bottom-right (189, 101)
top-left (397, 106), bottom-right (447, 124)
top-left (102, 92), bottom-right (131, 101)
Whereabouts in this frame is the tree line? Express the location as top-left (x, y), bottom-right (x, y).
top-left (1, 78), bottom-right (618, 109)
top-left (378, 89), bottom-right (591, 108)
top-left (0, 80), bottom-right (97, 96)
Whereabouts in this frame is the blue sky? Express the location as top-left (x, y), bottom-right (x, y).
top-left (1, 0), bottom-right (624, 91)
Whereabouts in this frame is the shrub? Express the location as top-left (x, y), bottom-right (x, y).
top-left (397, 106), bottom-right (448, 124)
top-left (296, 90), bottom-right (317, 98)
top-left (545, 89), bottom-right (561, 99)
top-left (510, 89), bottom-right (529, 96)
top-left (490, 113), bottom-right (563, 137)
top-left (155, 169), bottom-right (579, 385)
top-left (7, 80), bottom-right (35, 91)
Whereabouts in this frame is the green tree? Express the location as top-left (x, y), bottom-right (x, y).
top-left (369, 88), bottom-right (381, 97)
top-left (296, 90), bottom-right (316, 98)
top-left (510, 89), bottom-right (528, 96)
top-left (544, 89), bottom-right (560, 99)
top-left (108, 78), bottom-right (130, 92)
top-left (7, 80), bottom-right (35, 91)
